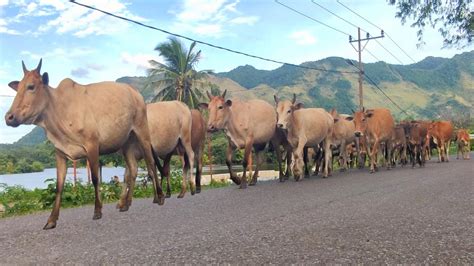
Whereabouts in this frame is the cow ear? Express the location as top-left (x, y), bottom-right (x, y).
top-left (8, 81), bottom-right (19, 91)
top-left (42, 72), bottom-right (49, 85)
top-left (293, 102), bottom-right (303, 110)
top-left (225, 99), bottom-right (232, 107)
top-left (334, 118), bottom-right (339, 123)
top-left (365, 109), bottom-right (374, 118)
top-left (198, 103), bottom-right (208, 109)
top-left (345, 116), bottom-right (354, 121)
top-left (273, 95), bottom-right (279, 105)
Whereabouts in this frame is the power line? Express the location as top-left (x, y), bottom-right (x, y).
top-left (0, 95), bottom-right (14, 97)
top-left (365, 48), bottom-right (382, 62)
top-left (374, 39), bottom-right (404, 64)
top-left (336, 0), bottom-right (417, 64)
top-left (345, 59), bottom-right (410, 116)
top-left (69, 0), bottom-right (356, 75)
top-left (274, 0), bottom-right (350, 36)
top-left (310, 0), bottom-right (367, 32)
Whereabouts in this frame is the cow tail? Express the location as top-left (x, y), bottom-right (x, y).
top-left (151, 145), bottom-right (164, 177)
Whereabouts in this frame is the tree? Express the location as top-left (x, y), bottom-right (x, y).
top-left (146, 37), bottom-right (213, 108)
top-left (389, 0), bottom-right (473, 48)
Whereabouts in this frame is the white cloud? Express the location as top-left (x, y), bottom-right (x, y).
top-left (0, 18), bottom-right (20, 35)
top-left (289, 30), bottom-right (317, 46)
top-left (20, 47), bottom-right (95, 61)
top-left (121, 52), bottom-right (163, 71)
top-left (0, 0), bottom-right (8, 6)
top-left (10, 0), bottom-right (146, 37)
top-left (172, 0), bottom-right (259, 37)
top-left (229, 16), bottom-right (259, 25)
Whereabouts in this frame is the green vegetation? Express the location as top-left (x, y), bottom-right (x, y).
top-left (0, 170), bottom-right (229, 218)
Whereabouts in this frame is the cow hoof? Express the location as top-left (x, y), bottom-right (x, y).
top-left (196, 187), bottom-right (201, 194)
top-left (370, 169), bottom-right (375, 174)
top-left (279, 178), bottom-right (285, 183)
top-left (165, 193), bottom-right (171, 198)
top-left (92, 212), bottom-right (102, 220)
top-left (230, 176), bottom-right (241, 185)
top-left (43, 221), bottom-right (56, 230)
top-left (239, 183), bottom-right (247, 189)
top-left (339, 168), bottom-right (346, 172)
top-left (153, 197), bottom-right (165, 205)
top-left (249, 181), bottom-right (257, 186)
top-left (119, 205), bottom-right (129, 212)
top-left (177, 193), bottom-right (185, 198)
top-left (323, 175), bottom-right (328, 178)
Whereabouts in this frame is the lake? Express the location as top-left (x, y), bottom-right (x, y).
top-left (0, 164), bottom-right (276, 190)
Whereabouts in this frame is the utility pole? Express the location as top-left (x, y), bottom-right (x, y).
top-left (349, 28), bottom-right (384, 110)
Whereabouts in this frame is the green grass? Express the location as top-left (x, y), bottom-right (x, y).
top-left (0, 170), bottom-right (229, 218)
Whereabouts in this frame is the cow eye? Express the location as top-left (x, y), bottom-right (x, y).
top-left (287, 110), bottom-right (291, 114)
top-left (361, 118), bottom-right (366, 122)
top-left (218, 106), bottom-right (223, 110)
top-left (27, 84), bottom-right (35, 91)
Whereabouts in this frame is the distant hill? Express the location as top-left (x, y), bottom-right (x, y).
top-left (14, 127), bottom-right (46, 146)
top-left (15, 51), bottom-right (473, 145)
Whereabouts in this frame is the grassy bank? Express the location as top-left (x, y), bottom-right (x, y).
top-left (0, 171), bottom-right (229, 218)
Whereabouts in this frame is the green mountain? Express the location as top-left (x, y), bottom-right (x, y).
top-left (14, 51), bottom-right (473, 145)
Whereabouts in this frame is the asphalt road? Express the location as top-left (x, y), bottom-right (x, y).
top-left (1, 156), bottom-right (473, 264)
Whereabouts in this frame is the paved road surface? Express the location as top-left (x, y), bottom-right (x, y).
top-left (1, 157), bottom-right (473, 264)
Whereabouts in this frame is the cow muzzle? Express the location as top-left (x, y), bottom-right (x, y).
top-left (354, 131), bottom-right (362, 137)
top-left (5, 112), bottom-right (20, 127)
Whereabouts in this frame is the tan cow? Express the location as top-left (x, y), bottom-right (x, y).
top-left (159, 109), bottom-right (206, 197)
top-left (5, 59), bottom-right (165, 229)
top-left (329, 109), bottom-right (356, 172)
top-left (351, 108), bottom-right (395, 173)
top-left (274, 94), bottom-right (333, 179)
top-left (199, 90), bottom-right (276, 189)
top-left (456, 129), bottom-right (470, 160)
top-left (391, 125), bottom-right (407, 167)
top-left (117, 101), bottom-right (195, 211)
top-left (428, 120), bottom-right (454, 162)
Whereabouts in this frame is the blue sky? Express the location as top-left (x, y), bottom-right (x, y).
top-left (0, 0), bottom-right (472, 143)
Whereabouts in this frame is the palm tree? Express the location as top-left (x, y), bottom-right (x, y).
top-left (146, 37), bottom-right (212, 108)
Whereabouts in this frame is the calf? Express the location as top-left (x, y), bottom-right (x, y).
top-left (428, 121), bottom-right (454, 162)
top-left (275, 94), bottom-right (333, 179)
top-left (456, 129), bottom-right (470, 160)
top-left (351, 108), bottom-right (395, 173)
top-left (391, 125), bottom-right (407, 167)
top-left (329, 109), bottom-right (356, 172)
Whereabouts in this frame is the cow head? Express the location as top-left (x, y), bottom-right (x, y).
top-left (274, 93), bottom-right (303, 130)
top-left (5, 59), bottom-right (49, 127)
top-left (352, 108), bottom-right (374, 137)
top-left (198, 89), bottom-right (231, 132)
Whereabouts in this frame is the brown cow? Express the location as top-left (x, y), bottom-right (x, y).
top-left (5, 59), bottom-right (164, 229)
top-left (199, 90), bottom-right (276, 189)
top-left (400, 121), bottom-right (426, 168)
top-left (428, 120), bottom-right (454, 162)
top-left (329, 109), bottom-right (356, 172)
top-left (351, 108), bottom-right (395, 173)
top-left (275, 94), bottom-right (333, 179)
top-left (160, 109), bottom-right (206, 196)
top-left (391, 125), bottom-right (407, 167)
top-left (118, 101), bottom-right (195, 209)
top-left (456, 129), bottom-right (470, 160)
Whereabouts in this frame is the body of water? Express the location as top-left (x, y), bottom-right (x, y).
top-left (0, 164), bottom-right (276, 190)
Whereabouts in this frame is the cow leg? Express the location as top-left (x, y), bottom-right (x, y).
top-left (445, 140), bottom-right (451, 162)
top-left (292, 138), bottom-right (306, 181)
top-left (303, 147), bottom-right (310, 178)
top-left (240, 141), bottom-right (253, 189)
top-left (44, 150), bottom-right (67, 230)
top-left (273, 139), bottom-right (285, 182)
top-left (386, 140), bottom-right (392, 170)
top-left (119, 145), bottom-right (139, 211)
top-left (195, 148), bottom-right (203, 193)
top-left (133, 127), bottom-right (164, 205)
top-left (162, 154), bottom-right (172, 198)
top-left (178, 153), bottom-right (188, 198)
top-left (225, 143), bottom-right (240, 185)
top-left (340, 141), bottom-right (347, 172)
top-left (323, 140), bottom-right (332, 178)
top-left (370, 139), bottom-right (380, 173)
top-left (181, 135), bottom-right (196, 196)
top-left (250, 144), bottom-right (266, 186)
top-left (284, 146), bottom-right (292, 179)
top-left (436, 141), bottom-right (442, 163)
top-left (86, 145), bottom-right (103, 220)
top-left (457, 143), bottom-right (461, 159)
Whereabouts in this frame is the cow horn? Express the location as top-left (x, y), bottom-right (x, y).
top-left (206, 91), bottom-right (212, 100)
top-left (274, 95), bottom-right (279, 104)
top-left (292, 93), bottom-right (296, 104)
top-left (351, 108), bottom-right (355, 114)
top-left (36, 58), bottom-right (42, 73)
top-left (22, 60), bottom-right (27, 74)
top-left (222, 89), bottom-right (227, 98)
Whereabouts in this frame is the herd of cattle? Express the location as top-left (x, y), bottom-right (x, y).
top-left (4, 60), bottom-right (472, 229)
